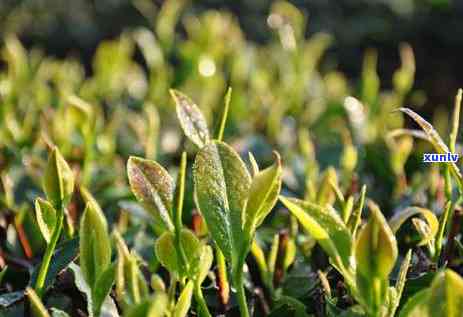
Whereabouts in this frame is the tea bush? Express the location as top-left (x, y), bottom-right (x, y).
top-left (1, 1), bottom-right (463, 316)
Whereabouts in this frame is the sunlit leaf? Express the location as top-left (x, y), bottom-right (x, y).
top-left (280, 196), bottom-right (352, 272)
top-left (35, 198), bottom-right (57, 243)
top-left (389, 206), bottom-right (439, 246)
top-left (79, 202), bottom-right (112, 288)
top-left (244, 152), bottom-right (282, 234)
top-left (43, 147), bottom-right (75, 209)
top-left (355, 201), bottom-right (397, 280)
top-left (193, 140), bottom-right (251, 264)
top-left (173, 280), bottom-right (194, 317)
top-left (127, 156), bottom-right (174, 231)
top-left (171, 89), bottom-right (210, 148)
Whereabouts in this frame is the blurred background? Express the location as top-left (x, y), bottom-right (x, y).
top-left (1, 0), bottom-right (463, 109)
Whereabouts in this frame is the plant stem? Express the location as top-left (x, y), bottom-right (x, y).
top-left (194, 283), bottom-right (212, 317)
top-left (235, 268), bottom-right (250, 317)
top-left (234, 252), bottom-right (250, 317)
top-left (34, 206), bottom-right (64, 297)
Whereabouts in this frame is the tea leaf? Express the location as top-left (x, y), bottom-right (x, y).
top-left (79, 202), bottom-right (112, 288)
top-left (43, 147), bottom-right (75, 209)
top-left (279, 196), bottom-right (353, 272)
top-left (398, 107), bottom-right (463, 189)
top-left (125, 293), bottom-right (168, 317)
top-left (154, 229), bottom-right (202, 278)
top-left (127, 156), bottom-right (174, 231)
top-left (244, 152), bottom-right (282, 235)
top-left (173, 280), bottom-right (194, 317)
top-left (389, 249), bottom-right (412, 316)
top-left (355, 201), bottom-right (397, 280)
top-left (193, 140), bottom-right (251, 264)
top-left (35, 198), bottom-right (57, 243)
top-left (92, 264), bottom-right (116, 317)
top-left (197, 245), bottom-right (213, 284)
top-left (389, 206), bottom-right (438, 246)
top-left (399, 269), bottom-right (463, 317)
top-left (171, 89), bottom-right (210, 148)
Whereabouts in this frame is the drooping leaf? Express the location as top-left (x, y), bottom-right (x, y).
top-left (171, 89), bottom-right (210, 148)
top-left (244, 152), bottom-right (282, 235)
top-left (173, 280), bottom-right (194, 317)
top-left (389, 206), bottom-right (439, 246)
top-left (127, 156), bottom-right (174, 231)
top-left (35, 198), bottom-right (57, 243)
top-left (43, 147), bottom-right (75, 209)
top-left (79, 202), bottom-right (112, 288)
top-left (355, 201), bottom-right (398, 280)
top-left (193, 140), bottom-right (251, 264)
top-left (398, 107), bottom-right (463, 188)
top-left (279, 196), bottom-right (353, 272)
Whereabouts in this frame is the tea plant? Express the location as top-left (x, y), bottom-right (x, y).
top-left (2, 1), bottom-right (463, 316)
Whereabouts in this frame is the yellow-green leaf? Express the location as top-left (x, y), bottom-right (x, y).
top-left (79, 202), bottom-right (112, 288)
top-left (389, 206), bottom-right (439, 246)
top-left (127, 156), bottom-right (174, 231)
top-left (244, 152), bottom-right (282, 235)
top-left (280, 196), bottom-right (352, 272)
top-left (355, 201), bottom-right (397, 280)
top-left (35, 198), bottom-right (57, 243)
top-left (43, 147), bottom-right (75, 209)
top-left (173, 280), bottom-right (194, 317)
top-left (26, 287), bottom-right (50, 317)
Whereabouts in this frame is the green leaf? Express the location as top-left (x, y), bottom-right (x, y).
top-left (389, 206), bottom-right (439, 246)
top-left (427, 269), bottom-right (463, 317)
top-left (398, 107), bottom-right (463, 189)
top-left (244, 152), bottom-right (282, 235)
top-left (92, 264), bottom-right (116, 317)
top-left (173, 280), bottom-right (194, 317)
top-left (127, 156), bottom-right (174, 231)
top-left (26, 287), bottom-right (50, 317)
top-left (154, 229), bottom-right (202, 278)
top-left (43, 147), bottom-right (75, 209)
top-left (79, 202), bottom-right (112, 288)
top-left (69, 263), bottom-right (119, 317)
top-left (124, 293), bottom-right (169, 317)
top-left (193, 140), bottom-right (251, 264)
top-left (398, 289), bottom-right (430, 317)
top-left (279, 196), bottom-right (353, 273)
top-left (355, 201), bottom-right (397, 280)
top-left (171, 89), bottom-right (210, 148)
top-left (35, 198), bottom-right (57, 243)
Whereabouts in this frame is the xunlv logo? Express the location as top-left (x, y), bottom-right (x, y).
top-left (423, 153), bottom-right (459, 163)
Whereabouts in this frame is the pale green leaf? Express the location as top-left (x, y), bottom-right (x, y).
top-left (127, 156), bottom-right (174, 231)
top-left (244, 152), bottom-right (282, 234)
top-left (79, 202), bottom-right (112, 288)
top-left (35, 198), bottom-right (57, 243)
top-left (193, 140), bottom-right (251, 264)
top-left (355, 201), bottom-right (398, 280)
top-left (171, 89), bottom-right (210, 148)
top-left (43, 147), bottom-right (75, 209)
